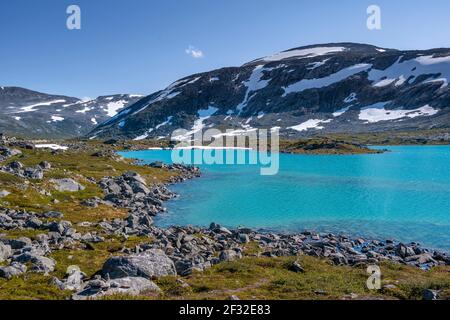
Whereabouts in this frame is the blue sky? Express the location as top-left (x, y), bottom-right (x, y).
top-left (1, 0), bottom-right (450, 98)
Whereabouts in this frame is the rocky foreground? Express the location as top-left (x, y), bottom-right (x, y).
top-left (0, 135), bottom-right (449, 300)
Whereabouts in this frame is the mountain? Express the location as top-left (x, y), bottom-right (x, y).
top-left (0, 87), bottom-right (142, 138)
top-left (88, 42), bottom-right (450, 141)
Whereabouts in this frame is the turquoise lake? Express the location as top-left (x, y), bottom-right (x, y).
top-left (119, 146), bottom-right (450, 252)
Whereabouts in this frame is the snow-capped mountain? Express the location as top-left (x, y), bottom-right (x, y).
top-left (0, 87), bottom-right (142, 138)
top-left (89, 43), bottom-right (450, 141)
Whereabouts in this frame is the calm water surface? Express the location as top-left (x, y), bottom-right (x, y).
top-left (119, 146), bottom-right (450, 251)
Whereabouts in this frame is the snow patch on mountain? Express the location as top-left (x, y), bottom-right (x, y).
top-left (104, 100), bottom-right (128, 117)
top-left (344, 92), bottom-right (357, 103)
top-left (35, 144), bottom-right (68, 151)
top-left (288, 119), bottom-right (333, 132)
top-left (368, 54), bottom-right (450, 87)
top-left (133, 116), bottom-right (173, 141)
top-left (373, 78), bottom-right (396, 87)
top-left (76, 106), bottom-right (92, 114)
top-left (425, 78), bottom-right (448, 88)
top-left (172, 106), bottom-right (218, 141)
top-left (333, 107), bottom-right (351, 117)
top-left (283, 64), bottom-right (371, 96)
top-left (257, 46), bottom-right (346, 63)
top-left (307, 59), bottom-right (330, 70)
top-left (51, 115), bottom-right (64, 122)
top-left (236, 65), bottom-right (271, 113)
top-left (359, 103), bottom-right (439, 123)
top-left (17, 100), bottom-right (66, 113)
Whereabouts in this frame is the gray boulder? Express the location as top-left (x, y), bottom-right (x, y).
top-left (38, 161), bottom-right (51, 169)
top-left (102, 249), bottom-right (176, 279)
top-left (107, 277), bottom-right (161, 295)
top-left (14, 253), bottom-right (56, 274)
top-left (51, 178), bottom-right (85, 192)
top-left (123, 171), bottom-right (147, 185)
top-left (24, 167), bottom-right (44, 180)
top-left (0, 262), bottom-right (27, 279)
top-left (0, 243), bottom-right (12, 262)
top-left (423, 289), bottom-right (439, 300)
top-left (0, 146), bottom-right (21, 161)
top-left (289, 260), bottom-right (305, 273)
top-left (43, 211), bottom-right (64, 219)
top-left (396, 243), bottom-right (416, 258)
top-left (219, 249), bottom-right (241, 262)
top-left (238, 233), bottom-right (250, 243)
top-left (0, 190), bottom-right (10, 198)
top-left (72, 277), bottom-right (160, 300)
top-left (4, 237), bottom-right (32, 249)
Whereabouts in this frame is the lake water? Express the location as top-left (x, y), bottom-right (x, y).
top-left (119, 146), bottom-right (450, 252)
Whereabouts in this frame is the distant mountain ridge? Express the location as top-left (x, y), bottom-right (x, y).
top-left (88, 42), bottom-right (450, 141)
top-left (0, 87), bottom-right (142, 138)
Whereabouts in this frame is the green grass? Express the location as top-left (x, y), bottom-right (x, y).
top-left (0, 274), bottom-right (71, 300)
top-left (158, 256), bottom-right (449, 300)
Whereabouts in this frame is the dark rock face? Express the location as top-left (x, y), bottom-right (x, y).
top-left (88, 43), bottom-right (450, 140)
top-left (0, 87), bottom-right (142, 138)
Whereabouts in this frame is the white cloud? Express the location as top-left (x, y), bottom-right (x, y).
top-left (185, 45), bottom-right (204, 59)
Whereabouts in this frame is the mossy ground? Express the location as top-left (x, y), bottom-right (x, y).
top-left (0, 140), bottom-right (449, 300)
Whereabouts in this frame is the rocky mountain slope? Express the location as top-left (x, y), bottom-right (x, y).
top-left (0, 87), bottom-right (142, 138)
top-left (88, 43), bottom-right (450, 141)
